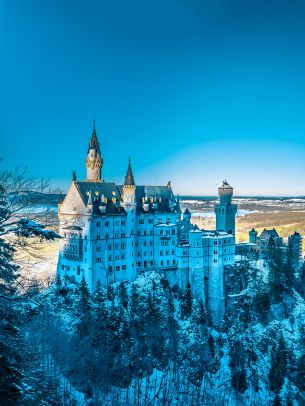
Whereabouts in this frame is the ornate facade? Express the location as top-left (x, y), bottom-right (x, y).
top-left (57, 125), bottom-right (236, 325)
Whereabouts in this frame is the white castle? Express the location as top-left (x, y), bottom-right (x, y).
top-left (57, 124), bottom-right (237, 325)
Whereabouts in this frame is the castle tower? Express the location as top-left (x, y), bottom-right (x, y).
top-left (183, 208), bottom-right (191, 222)
top-left (249, 228), bottom-right (258, 244)
top-left (122, 159), bottom-right (137, 281)
top-left (85, 122), bottom-right (103, 181)
top-left (214, 180), bottom-right (237, 234)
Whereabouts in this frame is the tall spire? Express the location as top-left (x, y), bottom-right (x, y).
top-left (124, 158), bottom-right (135, 186)
top-left (88, 120), bottom-right (101, 154)
top-left (85, 121), bottom-right (103, 181)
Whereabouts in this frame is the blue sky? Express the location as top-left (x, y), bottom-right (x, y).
top-left (0, 0), bottom-right (305, 195)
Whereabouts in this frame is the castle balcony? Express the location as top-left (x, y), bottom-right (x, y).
top-left (159, 264), bottom-right (178, 271)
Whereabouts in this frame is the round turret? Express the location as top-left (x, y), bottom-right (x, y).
top-left (218, 180), bottom-right (233, 204)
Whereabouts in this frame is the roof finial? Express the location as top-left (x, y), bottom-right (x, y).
top-left (72, 170), bottom-right (77, 182)
top-left (93, 119), bottom-right (96, 131)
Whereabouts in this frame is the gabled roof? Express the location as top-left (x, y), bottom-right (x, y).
top-left (260, 228), bottom-right (280, 239)
top-left (75, 181), bottom-right (121, 205)
top-left (73, 181), bottom-right (179, 215)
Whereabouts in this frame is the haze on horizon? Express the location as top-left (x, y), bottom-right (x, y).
top-left (0, 0), bottom-right (305, 196)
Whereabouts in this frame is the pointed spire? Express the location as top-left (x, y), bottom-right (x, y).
top-left (124, 158), bottom-right (135, 186)
top-left (88, 120), bottom-right (101, 154)
top-left (72, 170), bottom-right (77, 182)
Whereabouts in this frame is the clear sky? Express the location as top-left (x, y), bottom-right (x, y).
top-left (0, 0), bottom-right (305, 195)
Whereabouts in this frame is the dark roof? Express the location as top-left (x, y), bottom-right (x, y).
top-left (76, 182), bottom-right (121, 203)
top-left (267, 229), bottom-right (280, 238)
top-left (74, 181), bottom-right (179, 215)
top-left (124, 159), bottom-right (135, 186)
top-left (184, 208), bottom-right (191, 215)
top-left (63, 225), bottom-right (82, 230)
top-left (261, 228), bottom-right (280, 238)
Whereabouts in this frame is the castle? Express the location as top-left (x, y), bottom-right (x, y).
top-left (57, 124), bottom-right (236, 325)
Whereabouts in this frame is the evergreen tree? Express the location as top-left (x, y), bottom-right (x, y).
top-left (118, 281), bottom-right (128, 309)
top-left (181, 282), bottom-right (192, 319)
top-left (55, 273), bottom-right (62, 293)
top-left (0, 235), bottom-right (23, 404)
top-left (75, 276), bottom-right (91, 336)
top-left (269, 332), bottom-right (288, 393)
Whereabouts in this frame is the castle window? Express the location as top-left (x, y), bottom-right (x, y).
top-left (144, 241), bottom-right (147, 246)
top-left (109, 266), bottom-right (112, 271)
top-left (160, 230), bottom-right (164, 235)
top-left (172, 229), bottom-right (176, 235)
top-left (214, 250), bottom-right (217, 254)
top-left (116, 266), bottom-right (120, 271)
top-left (166, 230), bottom-right (170, 235)
top-left (96, 258), bottom-right (101, 263)
top-left (148, 219), bottom-right (153, 224)
top-left (115, 255), bottom-right (119, 260)
top-left (160, 251), bottom-right (163, 256)
top-left (121, 220), bottom-right (126, 226)
top-left (121, 254), bottom-right (125, 259)
top-left (115, 220), bottom-right (119, 226)
top-left (122, 265), bottom-right (126, 270)
top-left (150, 230), bottom-right (153, 235)
top-left (96, 221), bottom-right (101, 227)
top-left (161, 261), bottom-right (164, 266)
top-left (166, 218), bottom-right (170, 224)
top-left (139, 219), bottom-right (144, 224)
top-left (96, 246), bottom-right (101, 252)
top-left (172, 250), bottom-right (174, 255)
top-left (115, 233), bottom-right (119, 238)
top-left (167, 260), bottom-right (169, 265)
top-left (214, 259), bottom-right (217, 263)
top-left (138, 261), bottom-right (141, 267)
top-left (121, 232), bottom-right (125, 238)
top-left (144, 230), bottom-right (147, 236)
top-left (108, 244), bottom-right (112, 250)
top-left (121, 243), bottom-right (125, 249)
top-left (150, 260), bottom-right (153, 266)
top-left (173, 259), bottom-right (176, 265)
top-left (137, 231), bottom-right (141, 236)
top-left (214, 241), bottom-right (217, 245)
top-left (158, 218), bottom-right (162, 224)
top-left (166, 250), bottom-right (169, 255)
top-left (115, 244), bottom-right (119, 250)
top-left (105, 221), bottom-right (109, 227)
top-left (61, 265), bottom-right (64, 270)
top-left (77, 266), bottom-right (80, 275)
top-left (108, 255), bottom-right (112, 261)
top-left (97, 234), bottom-right (101, 240)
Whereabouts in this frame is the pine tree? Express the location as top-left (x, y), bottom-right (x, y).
top-left (118, 281), bottom-right (128, 309)
top-left (269, 332), bottom-right (288, 393)
top-left (55, 273), bottom-right (62, 293)
top-left (0, 236), bottom-right (23, 404)
top-left (181, 282), bottom-right (192, 319)
top-left (75, 276), bottom-right (91, 336)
